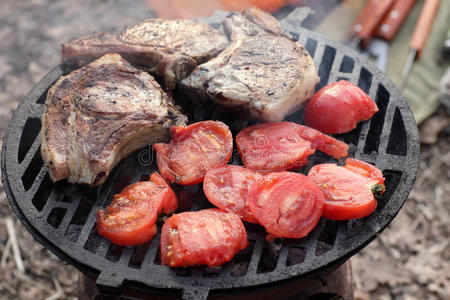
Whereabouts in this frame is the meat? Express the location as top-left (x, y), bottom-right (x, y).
top-left (180, 7), bottom-right (320, 122)
top-left (61, 19), bottom-right (228, 89)
top-left (40, 53), bottom-right (187, 186)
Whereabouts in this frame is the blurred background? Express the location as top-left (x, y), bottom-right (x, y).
top-left (0, 0), bottom-right (448, 299)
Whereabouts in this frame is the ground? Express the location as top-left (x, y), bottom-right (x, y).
top-left (0, 0), bottom-right (449, 299)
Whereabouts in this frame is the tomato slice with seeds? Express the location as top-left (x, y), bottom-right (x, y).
top-left (236, 122), bottom-right (315, 173)
top-left (236, 122), bottom-right (348, 173)
top-left (303, 80), bottom-right (379, 134)
top-left (247, 172), bottom-right (325, 241)
top-left (307, 158), bottom-right (385, 220)
top-left (203, 165), bottom-right (263, 223)
top-left (154, 121), bottom-right (233, 185)
top-left (97, 172), bottom-right (177, 246)
top-left (160, 208), bottom-right (248, 267)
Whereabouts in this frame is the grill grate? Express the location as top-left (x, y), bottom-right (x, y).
top-left (1, 8), bottom-right (419, 300)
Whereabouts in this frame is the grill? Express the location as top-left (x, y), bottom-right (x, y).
top-left (1, 8), bottom-right (419, 300)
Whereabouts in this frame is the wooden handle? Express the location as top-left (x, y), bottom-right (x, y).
top-left (350, 0), bottom-right (380, 36)
top-left (410, 0), bottom-right (440, 58)
top-left (358, 0), bottom-right (395, 47)
top-left (375, 0), bottom-right (418, 41)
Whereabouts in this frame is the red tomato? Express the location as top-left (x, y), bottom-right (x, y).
top-left (160, 209), bottom-right (248, 267)
top-left (97, 172), bottom-right (178, 246)
top-left (236, 122), bottom-right (315, 173)
top-left (247, 172), bottom-right (325, 241)
top-left (154, 121), bottom-right (233, 185)
top-left (236, 122), bottom-right (348, 172)
top-left (307, 159), bottom-right (385, 220)
top-left (295, 124), bottom-right (349, 160)
top-left (203, 165), bottom-right (263, 223)
top-left (303, 80), bottom-right (379, 134)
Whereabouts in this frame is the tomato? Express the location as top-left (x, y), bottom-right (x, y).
top-left (247, 172), bottom-right (325, 241)
top-left (303, 80), bottom-right (379, 134)
top-left (236, 122), bottom-right (315, 173)
top-left (160, 208), bottom-right (248, 267)
top-left (295, 124), bottom-right (349, 160)
top-left (97, 172), bottom-right (178, 246)
top-left (203, 165), bottom-right (263, 223)
top-left (307, 158), bottom-right (385, 220)
top-left (236, 122), bottom-right (348, 172)
top-left (154, 121), bottom-right (233, 185)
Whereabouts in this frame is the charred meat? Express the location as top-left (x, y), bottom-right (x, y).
top-left (41, 54), bottom-right (187, 186)
top-left (180, 7), bottom-right (319, 122)
top-left (62, 19), bottom-right (228, 89)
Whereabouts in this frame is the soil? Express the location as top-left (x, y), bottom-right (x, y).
top-left (0, 0), bottom-right (449, 299)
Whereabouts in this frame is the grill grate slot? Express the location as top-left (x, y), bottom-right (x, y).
top-left (304, 38), bottom-right (318, 57)
top-left (230, 239), bottom-right (255, 277)
top-left (21, 147), bottom-right (43, 191)
top-left (31, 174), bottom-right (53, 211)
top-left (286, 246), bottom-right (307, 266)
top-left (106, 244), bottom-right (123, 262)
top-left (18, 118), bottom-right (41, 164)
top-left (257, 240), bottom-right (282, 274)
top-left (364, 84), bottom-right (390, 155)
top-left (129, 242), bottom-right (151, 269)
top-left (387, 108), bottom-right (407, 156)
top-left (315, 219), bottom-right (338, 256)
top-left (377, 170), bottom-right (403, 212)
top-left (339, 55), bottom-right (355, 73)
top-left (47, 207), bottom-right (67, 229)
top-left (64, 191), bottom-right (96, 243)
top-left (316, 45), bottom-right (336, 90)
top-left (357, 67), bottom-right (373, 93)
top-left (83, 225), bottom-right (104, 253)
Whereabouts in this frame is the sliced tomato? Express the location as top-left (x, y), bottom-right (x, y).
top-left (307, 159), bottom-right (385, 220)
top-left (154, 121), bottom-right (233, 185)
top-left (160, 208), bottom-right (248, 267)
top-left (247, 172), bottom-right (325, 241)
top-left (97, 172), bottom-right (178, 246)
top-left (203, 165), bottom-right (263, 223)
top-left (236, 122), bottom-right (348, 172)
top-left (295, 124), bottom-right (349, 160)
top-left (303, 80), bottom-right (379, 134)
top-left (236, 122), bottom-right (315, 173)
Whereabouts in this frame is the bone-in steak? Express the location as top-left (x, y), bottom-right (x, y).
top-left (62, 19), bottom-right (228, 89)
top-left (180, 7), bottom-right (319, 122)
top-left (41, 54), bottom-right (187, 186)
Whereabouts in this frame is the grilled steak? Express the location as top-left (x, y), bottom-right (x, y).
top-left (180, 7), bottom-right (320, 122)
top-left (62, 19), bottom-right (228, 89)
top-left (41, 54), bottom-right (187, 186)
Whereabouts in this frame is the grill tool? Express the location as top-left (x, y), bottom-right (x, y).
top-left (1, 8), bottom-right (420, 300)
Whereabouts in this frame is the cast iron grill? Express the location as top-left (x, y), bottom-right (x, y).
top-left (1, 8), bottom-right (419, 300)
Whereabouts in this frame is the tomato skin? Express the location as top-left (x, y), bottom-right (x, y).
top-left (303, 80), bottom-right (379, 134)
top-left (307, 159), bottom-right (385, 220)
top-left (97, 172), bottom-right (178, 246)
top-left (204, 165), bottom-right (263, 223)
top-left (236, 122), bottom-right (315, 173)
top-left (248, 172), bottom-right (325, 240)
top-left (160, 209), bottom-right (248, 267)
top-left (236, 122), bottom-right (348, 173)
top-left (154, 121), bottom-right (233, 185)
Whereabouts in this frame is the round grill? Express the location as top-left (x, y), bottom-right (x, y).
top-left (1, 9), bottom-right (419, 300)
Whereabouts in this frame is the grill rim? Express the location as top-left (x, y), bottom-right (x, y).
top-left (1, 12), bottom-right (420, 298)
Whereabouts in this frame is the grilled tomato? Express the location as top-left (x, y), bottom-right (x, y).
top-left (303, 80), bottom-right (379, 134)
top-left (203, 165), bottom-right (263, 223)
top-left (236, 122), bottom-right (348, 173)
top-left (97, 172), bottom-right (177, 246)
top-left (160, 208), bottom-right (248, 267)
top-left (307, 158), bottom-right (385, 220)
top-left (248, 172), bottom-right (325, 241)
top-left (154, 121), bottom-right (233, 185)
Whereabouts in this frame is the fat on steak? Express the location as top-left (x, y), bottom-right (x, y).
top-left (180, 7), bottom-right (320, 122)
top-left (41, 54), bottom-right (187, 186)
top-left (61, 19), bottom-right (228, 89)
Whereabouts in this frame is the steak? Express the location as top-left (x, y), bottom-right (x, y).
top-left (180, 7), bottom-right (320, 122)
top-left (41, 54), bottom-right (187, 186)
top-left (62, 19), bottom-right (228, 89)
